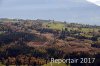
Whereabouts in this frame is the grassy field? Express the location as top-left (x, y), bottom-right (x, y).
top-left (81, 28), bottom-right (99, 33)
top-left (43, 22), bottom-right (99, 32)
top-left (42, 22), bottom-right (100, 39)
top-left (0, 62), bottom-right (68, 66)
top-left (0, 62), bottom-right (4, 66)
top-left (43, 22), bottom-right (65, 30)
top-left (43, 62), bottom-right (69, 66)
top-left (0, 62), bottom-right (27, 66)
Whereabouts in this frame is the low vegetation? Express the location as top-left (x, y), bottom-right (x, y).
top-left (0, 18), bottom-right (100, 66)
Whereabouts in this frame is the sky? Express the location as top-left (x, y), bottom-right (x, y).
top-left (87, 0), bottom-right (100, 6)
top-left (0, 0), bottom-right (100, 25)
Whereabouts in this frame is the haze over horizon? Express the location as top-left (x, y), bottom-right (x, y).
top-left (0, 0), bottom-right (100, 25)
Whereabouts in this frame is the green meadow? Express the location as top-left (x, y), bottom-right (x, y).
top-left (43, 62), bottom-right (68, 66)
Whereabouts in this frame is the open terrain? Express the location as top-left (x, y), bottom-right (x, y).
top-left (0, 18), bottom-right (100, 66)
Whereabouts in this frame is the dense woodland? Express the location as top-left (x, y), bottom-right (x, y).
top-left (0, 18), bottom-right (100, 66)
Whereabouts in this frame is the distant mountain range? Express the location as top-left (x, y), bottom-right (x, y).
top-left (0, 0), bottom-right (100, 25)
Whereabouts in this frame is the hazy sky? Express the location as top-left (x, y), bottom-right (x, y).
top-left (0, 0), bottom-right (100, 25)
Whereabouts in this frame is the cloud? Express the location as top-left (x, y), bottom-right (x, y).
top-left (87, 0), bottom-right (100, 6)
